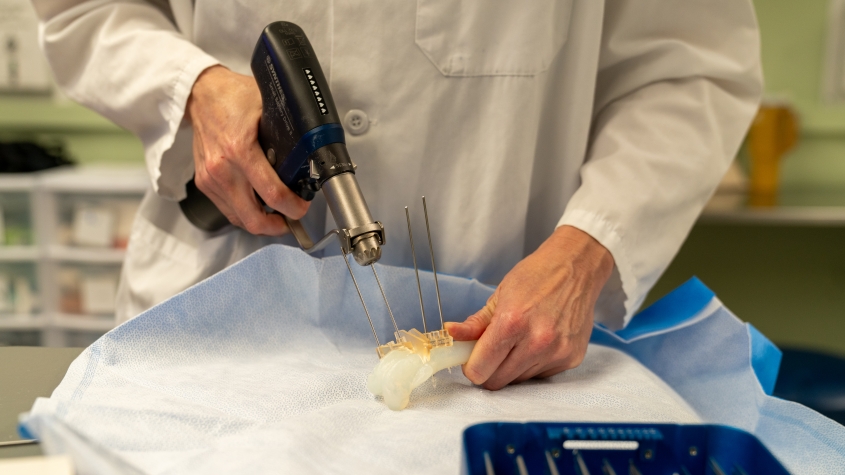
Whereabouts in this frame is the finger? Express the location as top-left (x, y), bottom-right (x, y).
top-left (531, 349), bottom-right (586, 380)
top-left (509, 340), bottom-right (587, 384)
top-left (445, 292), bottom-right (498, 341)
top-left (193, 154), bottom-right (243, 228)
top-left (535, 364), bottom-right (570, 379)
top-left (536, 344), bottom-right (589, 378)
top-left (242, 142), bottom-right (309, 220)
top-left (462, 334), bottom-right (513, 387)
top-left (202, 185), bottom-right (242, 228)
top-left (199, 151), bottom-right (293, 235)
top-left (512, 362), bottom-right (543, 384)
top-left (482, 343), bottom-right (540, 390)
top-left (226, 177), bottom-right (289, 235)
top-left (462, 313), bottom-right (521, 386)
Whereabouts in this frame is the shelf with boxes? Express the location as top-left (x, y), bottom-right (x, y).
top-left (0, 167), bottom-right (148, 346)
top-left (0, 174), bottom-right (41, 344)
top-left (701, 187), bottom-right (845, 227)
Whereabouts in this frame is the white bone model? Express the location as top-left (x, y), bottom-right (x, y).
top-left (367, 328), bottom-right (477, 410)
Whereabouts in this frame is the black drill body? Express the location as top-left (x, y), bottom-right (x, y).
top-left (180, 21), bottom-right (357, 232)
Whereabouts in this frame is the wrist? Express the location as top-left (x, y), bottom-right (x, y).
top-left (545, 225), bottom-right (614, 282)
top-left (187, 65), bottom-right (228, 122)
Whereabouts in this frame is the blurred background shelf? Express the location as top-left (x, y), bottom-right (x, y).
top-left (0, 174), bottom-right (37, 191)
top-left (39, 167), bottom-right (149, 194)
top-left (0, 316), bottom-right (44, 330)
top-left (0, 167), bottom-right (146, 347)
top-left (0, 246), bottom-right (38, 261)
top-left (700, 188), bottom-right (845, 226)
top-left (52, 314), bottom-right (115, 332)
top-left (701, 207), bottom-right (845, 225)
top-left (46, 246), bottom-right (126, 264)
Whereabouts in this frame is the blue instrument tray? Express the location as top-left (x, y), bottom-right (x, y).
top-left (462, 422), bottom-right (790, 475)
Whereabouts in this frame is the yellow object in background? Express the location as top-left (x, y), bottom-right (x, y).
top-left (747, 103), bottom-right (799, 206)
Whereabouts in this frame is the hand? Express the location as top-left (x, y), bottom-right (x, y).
top-left (445, 225), bottom-right (614, 390)
top-left (187, 65), bottom-right (309, 235)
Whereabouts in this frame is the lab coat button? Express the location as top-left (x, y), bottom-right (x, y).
top-left (344, 109), bottom-right (369, 135)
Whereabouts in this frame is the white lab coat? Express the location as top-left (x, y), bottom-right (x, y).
top-left (34, 0), bottom-right (762, 326)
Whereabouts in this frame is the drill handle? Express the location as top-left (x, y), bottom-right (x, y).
top-left (251, 21), bottom-right (353, 200)
top-left (179, 21), bottom-right (351, 232)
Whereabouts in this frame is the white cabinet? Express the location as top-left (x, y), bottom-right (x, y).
top-left (0, 167), bottom-right (148, 346)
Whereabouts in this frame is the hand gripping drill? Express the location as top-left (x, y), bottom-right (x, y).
top-left (178, 21), bottom-right (385, 267)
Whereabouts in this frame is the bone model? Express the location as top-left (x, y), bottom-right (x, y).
top-left (368, 337), bottom-right (476, 410)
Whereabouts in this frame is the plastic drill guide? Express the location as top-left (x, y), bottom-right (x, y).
top-left (462, 422), bottom-right (790, 475)
top-left (375, 328), bottom-right (454, 360)
top-left (373, 198), bottom-right (453, 359)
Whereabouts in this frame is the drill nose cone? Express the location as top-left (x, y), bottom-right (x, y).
top-left (353, 234), bottom-right (382, 266)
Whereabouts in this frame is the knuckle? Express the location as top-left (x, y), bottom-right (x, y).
top-left (263, 187), bottom-right (286, 208)
top-left (194, 174), bottom-right (212, 193)
top-left (465, 314), bottom-right (487, 328)
top-left (552, 345), bottom-right (585, 370)
top-left (567, 349), bottom-right (586, 369)
top-left (497, 311), bottom-right (525, 339)
top-left (241, 216), bottom-right (264, 235)
top-left (531, 328), bottom-right (556, 352)
top-left (204, 156), bottom-right (227, 178)
top-left (194, 166), bottom-right (212, 186)
top-left (218, 208), bottom-right (239, 227)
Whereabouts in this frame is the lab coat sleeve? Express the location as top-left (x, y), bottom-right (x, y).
top-left (35, 0), bottom-right (219, 200)
top-left (558, 0), bottom-right (762, 327)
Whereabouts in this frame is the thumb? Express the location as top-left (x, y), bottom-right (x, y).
top-left (446, 291), bottom-right (498, 341)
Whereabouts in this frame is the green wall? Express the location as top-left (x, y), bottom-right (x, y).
top-left (757, 0), bottom-right (845, 188)
top-left (647, 1), bottom-right (845, 356)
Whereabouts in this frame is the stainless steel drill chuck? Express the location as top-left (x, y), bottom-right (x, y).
top-left (322, 173), bottom-right (383, 266)
top-left (283, 171), bottom-right (385, 266)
